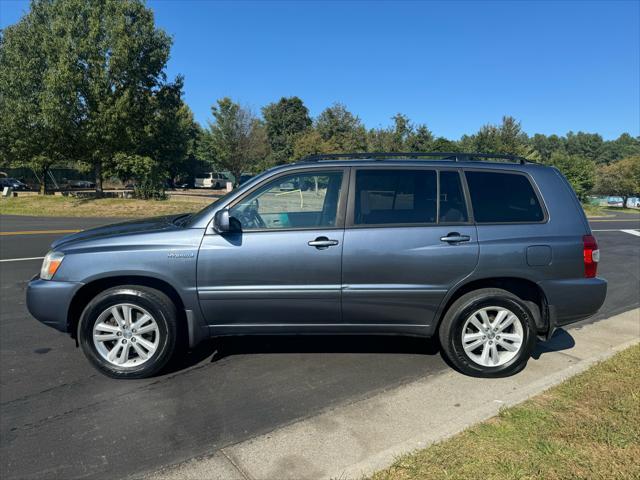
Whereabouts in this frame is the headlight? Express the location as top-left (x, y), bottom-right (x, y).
top-left (40, 251), bottom-right (64, 280)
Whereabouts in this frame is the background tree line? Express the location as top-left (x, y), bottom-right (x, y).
top-left (1, 0), bottom-right (639, 204)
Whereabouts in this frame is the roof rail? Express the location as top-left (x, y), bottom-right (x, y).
top-left (299, 152), bottom-right (532, 164)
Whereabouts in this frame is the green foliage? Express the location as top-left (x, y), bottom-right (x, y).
top-left (111, 153), bottom-right (167, 199)
top-left (544, 152), bottom-right (596, 201)
top-left (460, 116), bottom-right (539, 160)
top-left (0, 0), bottom-right (182, 193)
top-left (201, 98), bottom-right (267, 182)
top-left (262, 97), bottom-right (311, 164)
top-left (315, 103), bottom-right (367, 152)
top-left (594, 156), bottom-right (640, 206)
top-left (366, 114), bottom-right (434, 152)
top-left (0, 0), bottom-right (80, 192)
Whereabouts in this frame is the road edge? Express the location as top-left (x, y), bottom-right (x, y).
top-left (139, 308), bottom-right (640, 480)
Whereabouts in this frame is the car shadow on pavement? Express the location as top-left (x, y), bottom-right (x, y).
top-left (167, 334), bottom-right (442, 373)
top-left (531, 328), bottom-right (576, 360)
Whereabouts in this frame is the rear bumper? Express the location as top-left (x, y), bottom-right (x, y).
top-left (539, 277), bottom-right (607, 339)
top-left (26, 276), bottom-right (83, 333)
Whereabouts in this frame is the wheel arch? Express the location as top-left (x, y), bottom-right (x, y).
top-left (436, 277), bottom-right (549, 335)
top-left (67, 275), bottom-right (187, 340)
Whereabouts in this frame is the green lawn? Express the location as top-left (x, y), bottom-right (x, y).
top-left (370, 344), bottom-right (640, 480)
top-left (0, 194), bottom-right (212, 218)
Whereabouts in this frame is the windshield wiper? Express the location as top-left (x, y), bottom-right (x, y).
top-left (172, 213), bottom-right (192, 226)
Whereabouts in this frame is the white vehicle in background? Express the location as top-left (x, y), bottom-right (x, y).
top-left (195, 172), bottom-right (232, 189)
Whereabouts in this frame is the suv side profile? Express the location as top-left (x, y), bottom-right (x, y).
top-left (26, 153), bottom-right (607, 379)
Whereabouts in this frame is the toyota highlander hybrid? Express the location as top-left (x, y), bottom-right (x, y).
top-left (27, 152), bottom-right (607, 379)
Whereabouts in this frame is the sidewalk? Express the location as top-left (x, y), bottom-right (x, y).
top-left (141, 308), bottom-right (640, 480)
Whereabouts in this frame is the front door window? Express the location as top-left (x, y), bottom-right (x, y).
top-left (229, 171), bottom-right (344, 230)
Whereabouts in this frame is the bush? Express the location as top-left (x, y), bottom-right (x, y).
top-left (111, 153), bottom-right (168, 200)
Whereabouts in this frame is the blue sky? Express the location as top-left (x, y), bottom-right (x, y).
top-left (1, 0), bottom-right (638, 139)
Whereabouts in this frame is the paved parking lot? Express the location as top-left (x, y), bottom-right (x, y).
top-left (1, 212), bottom-right (639, 480)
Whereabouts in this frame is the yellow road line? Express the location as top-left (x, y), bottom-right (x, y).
top-left (0, 229), bottom-right (81, 236)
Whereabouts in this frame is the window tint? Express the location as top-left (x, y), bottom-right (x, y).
top-left (465, 171), bottom-right (544, 223)
top-left (229, 171), bottom-right (343, 230)
top-left (354, 170), bottom-right (437, 225)
top-left (439, 171), bottom-right (468, 223)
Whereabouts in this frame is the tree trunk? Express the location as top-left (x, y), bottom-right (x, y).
top-left (39, 167), bottom-right (47, 195)
top-left (232, 169), bottom-right (241, 188)
top-left (95, 161), bottom-right (103, 194)
top-left (623, 195), bottom-right (629, 209)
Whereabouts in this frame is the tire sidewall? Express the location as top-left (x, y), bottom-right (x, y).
top-left (448, 294), bottom-right (536, 377)
top-left (78, 289), bottom-right (174, 379)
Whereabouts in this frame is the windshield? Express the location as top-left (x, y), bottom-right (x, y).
top-left (184, 188), bottom-right (237, 226)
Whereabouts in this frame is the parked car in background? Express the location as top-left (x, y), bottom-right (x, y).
top-left (26, 152), bottom-right (606, 380)
top-left (67, 179), bottom-right (96, 189)
top-left (195, 172), bottom-right (232, 189)
top-left (606, 196), bottom-right (624, 207)
top-left (0, 177), bottom-right (29, 190)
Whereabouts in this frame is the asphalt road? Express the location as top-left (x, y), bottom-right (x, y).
top-left (1, 212), bottom-right (639, 480)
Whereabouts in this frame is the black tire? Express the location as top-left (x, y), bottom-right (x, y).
top-left (438, 288), bottom-right (537, 378)
top-left (78, 286), bottom-right (179, 379)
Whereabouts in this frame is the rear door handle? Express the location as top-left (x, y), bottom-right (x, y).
top-left (308, 236), bottom-right (339, 249)
top-left (440, 232), bottom-right (471, 243)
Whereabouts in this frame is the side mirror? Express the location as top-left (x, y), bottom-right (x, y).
top-left (213, 209), bottom-right (241, 233)
top-left (213, 209), bottom-right (231, 233)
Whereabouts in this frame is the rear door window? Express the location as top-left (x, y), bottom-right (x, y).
top-left (354, 170), bottom-right (437, 225)
top-left (465, 171), bottom-right (544, 223)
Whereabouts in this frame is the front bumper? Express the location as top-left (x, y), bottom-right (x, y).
top-left (539, 277), bottom-right (608, 339)
top-left (26, 276), bottom-right (84, 333)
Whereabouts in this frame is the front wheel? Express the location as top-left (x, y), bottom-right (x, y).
top-left (438, 288), bottom-right (537, 377)
top-left (78, 286), bottom-right (179, 379)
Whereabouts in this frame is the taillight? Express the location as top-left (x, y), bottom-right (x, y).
top-left (583, 235), bottom-right (599, 278)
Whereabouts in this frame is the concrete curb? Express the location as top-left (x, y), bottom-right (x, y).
top-left (141, 308), bottom-right (640, 480)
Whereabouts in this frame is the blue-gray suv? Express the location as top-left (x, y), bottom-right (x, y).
top-left (26, 153), bottom-right (607, 379)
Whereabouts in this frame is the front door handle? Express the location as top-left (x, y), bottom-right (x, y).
top-left (440, 232), bottom-right (471, 243)
top-left (308, 236), bottom-right (339, 249)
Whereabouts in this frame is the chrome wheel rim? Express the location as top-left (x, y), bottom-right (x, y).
top-left (461, 306), bottom-right (524, 367)
top-left (93, 303), bottom-right (160, 368)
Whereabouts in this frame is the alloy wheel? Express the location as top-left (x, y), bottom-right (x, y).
top-left (92, 303), bottom-right (160, 368)
top-left (461, 306), bottom-right (524, 367)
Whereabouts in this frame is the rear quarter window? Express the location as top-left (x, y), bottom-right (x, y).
top-left (465, 171), bottom-right (545, 223)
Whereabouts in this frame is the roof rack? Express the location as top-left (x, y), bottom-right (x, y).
top-left (300, 152), bottom-right (532, 164)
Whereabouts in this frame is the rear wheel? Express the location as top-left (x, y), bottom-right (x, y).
top-left (438, 288), bottom-right (537, 377)
top-left (78, 286), bottom-right (178, 379)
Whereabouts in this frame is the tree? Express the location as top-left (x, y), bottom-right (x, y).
top-left (594, 156), bottom-right (640, 208)
top-left (202, 98), bottom-right (266, 183)
top-left (316, 103), bottom-right (367, 152)
top-left (460, 116), bottom-right (538, 159)
top-left (139, 78), bottom-right (199, 185)
top-left (292, 129), bottom-right (340, 160)
top-left (262, 97), bottom-right (311, 164)
top-left (599, 133), bottom-right (640, 164)
top-left (0, 0), bottom-right (80, 193)
top-left (544, 152), bottom-right (596, 201)
top-left (0, 0), bottom-right (175, 193)
top-left (406, 124), bottom-right (434, 152)
top-left (365, 114), bottom-right (431, 152)
top-left (565, 132), bottom-right (604, 163)
top-left (111, 153), bottom-right (167, 199)
top-left (430, 137), bottom-right (459, 152)
top-left (530, 134), bottom-right (566, 162)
